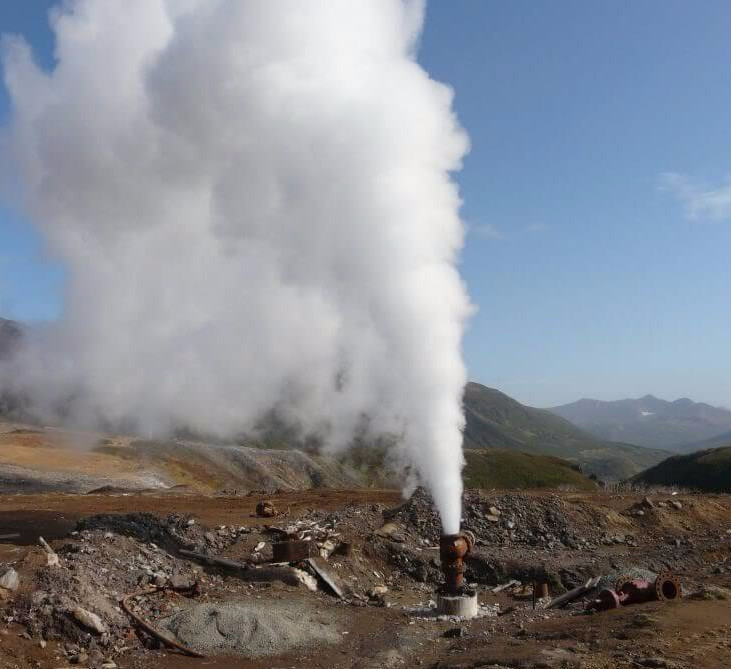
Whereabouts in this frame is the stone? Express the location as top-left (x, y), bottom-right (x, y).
top-left (169, 573), bottom-right (195, 590)
top-left (255, 500), bottom-right (277, 517)
top-left (637, 659), bottom-right (670, 668)
top-left (488, 506), bottom-right (501, 516)
top-left (73, 606), bottom-right (107, 635)
top-left (641, 496), bottom-right (654, 509)
top-left (485, 515), bottom-right (500, 523)
top-left (375, 522), bottom-right (401, 538)
top-left (369, 585), bottom-right (389, 598)
top-left (0, 568), bottom-right (19, 592)
top-left (670, 501), bottom-right (683, 511)
top-left (443, 627), bottom-right (467, 638)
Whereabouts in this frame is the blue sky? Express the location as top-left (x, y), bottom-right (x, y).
top-left (2, 1), bottom-right (731, 408)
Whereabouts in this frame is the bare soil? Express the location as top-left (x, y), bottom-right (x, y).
top-left (0, 488), bottom-right (730, 669)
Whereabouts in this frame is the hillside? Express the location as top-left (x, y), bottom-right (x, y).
top-left (548, 394), bottom-right (731, 451)
top-left (464, 382), bottom-right (668, 480)
top-left (681, 429), bottom-right (731, 452)
top-left (631, 446), bottom-right (731, 493)
top-left (463, 448), bottom-right (596, 490)
top-left (0, 317), bottom-right (21, 359)
top-left (0, 422), bottom-right (597, 494)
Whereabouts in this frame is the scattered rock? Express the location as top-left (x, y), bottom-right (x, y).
top-left (72, 606), bottom-right (107, 634)
top-left (256, 500), bottom-right (278, 517)
top-left (0, 568), bottom-right (19, 592)
top-left (369, 585), bottom-right (389, 598)
top-left (637, 659), bottom-right (671, 668)
top-left (375, 522), bottom-right (402, 539)
top-left (169, 573), bottom-right (195, 590)
top-left (688, 584), bottom-right (731, 601)
top-left (443, 627), bottom-right (467, 638)
top-left (670, 501), bottom-right (683, 511)
top-left (163, 601), bottom-right (340, 657)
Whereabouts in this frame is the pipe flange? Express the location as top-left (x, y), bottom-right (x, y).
top-left (461, 530), bottom-right (476, 552)
top-left (654, 571), bottom-right (681, 601)
top-left (614, 574), bottom-right (635, 593)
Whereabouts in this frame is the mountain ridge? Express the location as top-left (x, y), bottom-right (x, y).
top-left (548, 394), bottom-right (731, 451)
top-left (463, 382), bottom-right (668, 480)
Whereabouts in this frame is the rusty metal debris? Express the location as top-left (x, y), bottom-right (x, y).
top-left (491, 579), bottom-right (521, 594)
top-left (439, 530), bottom-right (475, 594)
top-left (272, 539), bottom-right (312, 562)
top-left (333, 541), bottom-right (353, 557)
top-left (534, 582), bottom-right (549, 599)
top-left (306, 557), bottom-right (349, 600)
top-left (546, 576), bottom-right (602, 609)
top-left (588, 570), bottom-right (682, 612)
top-left (120, 586), bottom-right (204, 658)
top-left (178, 548), bottom-right (304, 587)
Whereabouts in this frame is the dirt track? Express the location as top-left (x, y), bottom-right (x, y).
top-left (1, 488), bottom-right (730, 668)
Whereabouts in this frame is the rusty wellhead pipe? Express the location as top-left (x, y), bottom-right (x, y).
top-left (439, 530), bottom-right (475, 594)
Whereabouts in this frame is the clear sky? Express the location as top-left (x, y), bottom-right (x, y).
top-left (1, 1), bottom-right (731, 409)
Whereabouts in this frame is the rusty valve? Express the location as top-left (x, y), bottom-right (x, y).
top-left (439, 530), bottom-right (476, 593)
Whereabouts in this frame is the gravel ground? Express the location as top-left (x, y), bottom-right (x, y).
top-left (162, 600), bottom-right (341, 657)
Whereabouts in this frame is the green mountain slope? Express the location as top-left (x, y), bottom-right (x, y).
top-left (631, 446), bottom-right (731, 492)
top-left (463, 449), bottom-right (596, 490)
top-left (463, 382), bottom-right (668, 480)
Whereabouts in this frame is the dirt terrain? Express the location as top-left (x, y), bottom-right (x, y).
top-left (0, 487), bottom-right (730, 669)
top-left (0, 422), bottom-right (365, 494)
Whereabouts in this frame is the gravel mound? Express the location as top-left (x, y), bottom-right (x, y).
top-left (385, 487), bottom-right (609, 549)
top-left (163, 600), bottom-right (340, 657)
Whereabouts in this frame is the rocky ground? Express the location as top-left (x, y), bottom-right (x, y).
top-left (0, 488), bottom-right (730, 668)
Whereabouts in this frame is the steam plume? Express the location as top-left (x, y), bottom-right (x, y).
top-left (0, 0), bottom-right (471, 532)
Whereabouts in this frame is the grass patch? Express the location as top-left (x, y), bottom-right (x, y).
top-left (463, 448), bottom-right (597, 490)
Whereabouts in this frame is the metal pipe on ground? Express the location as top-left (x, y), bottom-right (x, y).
top-left (588, 571), bottom-right (682, 612)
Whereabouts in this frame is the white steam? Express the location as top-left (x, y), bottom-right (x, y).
top-left (0, 0), bottom-right (471, 533)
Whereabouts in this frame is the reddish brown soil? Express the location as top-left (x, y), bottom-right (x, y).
top-left (1, 489), bottom-right (730, 669)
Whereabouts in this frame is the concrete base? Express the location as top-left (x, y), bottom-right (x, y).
top-left (437, 591), bottom-right (479, 619)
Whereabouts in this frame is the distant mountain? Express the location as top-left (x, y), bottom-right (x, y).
top-left (631, 446), bottom-right (731, 493)
top-left (681, 429), bottom-right (731, 453)
top-left (548, 395), bottom-right (731, 452)
top-left (463, 383), bottom-right (668, 480)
